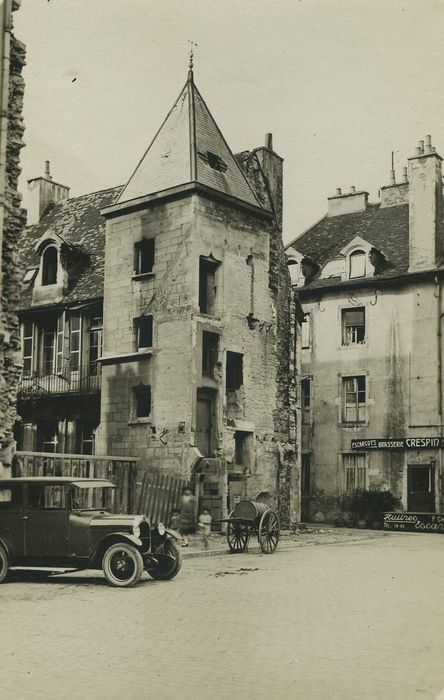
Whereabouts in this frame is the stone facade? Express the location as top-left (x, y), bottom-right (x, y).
top-left (288, 135), bottom-right (444, 523)
top-left (98, 189), bottom-right (299, 524)
top-left (0, 2), bottom-right (26, 477)
top-left (15, 70), bottom-right (301, 526)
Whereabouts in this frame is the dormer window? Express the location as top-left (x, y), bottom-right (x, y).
top-left (41, 246), bottom-right (58, 286)
top-left (349, 249), bottom-right (366, 279)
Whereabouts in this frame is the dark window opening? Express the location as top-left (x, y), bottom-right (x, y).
top-left (202, 331), bottom-right (219, 378)
top-left (76, 421), bottom-right (97, 455)
top-left (301, 377), bottom-right (311, 423)
top-left (41, 246), bottom-right (58, 286)
top-left (134, 384), bottom-right (151, 419)
top-left (37, 421), bottom-right (58, 453)
top-left (301, 454), bottom-right (311, 497)
top-left (135, 315), bottom-right (153, 349)
top-left (234, 431), bottom-right (252, 470)
top-left (199, 257), bottom-right (219, 315)
top-left (135, 238), bottom-right (155, 275)
top-left (197, 150), bottom-right (228, 172)
top-left (226, 352), bottom-right (243, 393)
top-left (342, 307), bottom-right (365, 345)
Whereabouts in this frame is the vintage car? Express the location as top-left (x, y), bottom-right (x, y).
top-left (0, 477), bottom-right (182, 587)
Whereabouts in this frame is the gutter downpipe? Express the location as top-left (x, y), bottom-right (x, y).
top-left (436, 275), bottom-right (443, 512)
top-left (0, 0), bottom-right (12, 321)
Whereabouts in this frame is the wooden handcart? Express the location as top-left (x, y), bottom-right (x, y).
top-left (222, 500), bottom-right (280, 554)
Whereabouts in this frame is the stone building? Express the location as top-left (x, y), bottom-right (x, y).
top-left (16, 67), bottom-right (301, 525)
top-left (287, 135), bottom-right (444, 522)
top-left (0, 0), bottom-right (25, 478)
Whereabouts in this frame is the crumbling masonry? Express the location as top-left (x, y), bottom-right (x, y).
top-left (0, 1), bottom-right (26, 477)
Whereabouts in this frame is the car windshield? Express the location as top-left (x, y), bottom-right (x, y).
top-left (71, 486), bottom-right (115, 511)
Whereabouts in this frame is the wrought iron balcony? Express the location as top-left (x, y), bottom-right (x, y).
top-left (19, 363), bottom-right (101, 397)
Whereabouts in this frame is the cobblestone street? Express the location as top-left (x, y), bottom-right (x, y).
top-left (1, 532), bottom-right (444, 700)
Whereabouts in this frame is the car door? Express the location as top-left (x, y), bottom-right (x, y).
top-left (0, 482), bottom-right (26, 557)
top-left (24, 483), bottom-right (70, 561)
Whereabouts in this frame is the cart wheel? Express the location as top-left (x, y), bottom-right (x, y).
top-left (258, 510), bottom-right (280, 554)
top-left (226, 512), bottom-right (250, 553)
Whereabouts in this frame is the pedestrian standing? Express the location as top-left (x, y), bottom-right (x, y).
top-left (198, 507), bottom-right (212, 550)
top-left (179, 485), bottom-right (197, 547)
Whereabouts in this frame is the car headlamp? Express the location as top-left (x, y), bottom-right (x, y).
top-left (157, 522), bottom-right (166, 536)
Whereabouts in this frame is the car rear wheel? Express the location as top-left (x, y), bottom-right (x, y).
top-left (0, 544), bottom-right (9, 584)
top-left (149, 539), bottom-right (182, 581)
top-left (102, 543), bottom-right (144, 588)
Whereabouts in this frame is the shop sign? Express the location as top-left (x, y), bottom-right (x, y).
top-left (384, 512), bottom-right (444, 533)
top-left (351, 437), bottom-right (444, 450)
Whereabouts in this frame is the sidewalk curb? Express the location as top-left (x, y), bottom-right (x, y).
top-left (182, 531), bottom-right (390, 559)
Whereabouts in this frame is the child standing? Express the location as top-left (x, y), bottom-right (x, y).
top-left (198, 507), bottom-right (212, 550)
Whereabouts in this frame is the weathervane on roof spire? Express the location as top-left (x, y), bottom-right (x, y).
top-left (188, 40), bottom-right (198, 78)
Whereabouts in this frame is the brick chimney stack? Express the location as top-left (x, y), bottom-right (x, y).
top-left (408, 135), bottom-right (443, 272)
top-left (27, 161), bottom-right (69, 225)
top-left (254, 133), bottom-right (283, 230)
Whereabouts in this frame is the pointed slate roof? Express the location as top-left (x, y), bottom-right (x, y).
top-left (116, 70), bottom-right (261, 209)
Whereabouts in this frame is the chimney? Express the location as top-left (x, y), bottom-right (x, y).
top-left (380, 165), bottom-right (409, 208)
top-left (27, 161), bottom-right (69, 225)
top-left (251, 133), bottom-right (283, 229)
top-left (327, 186), bottom-right (368, 217)
top-left (408, 135), bottom-right (443, 271)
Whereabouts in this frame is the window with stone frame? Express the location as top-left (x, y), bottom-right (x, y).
top-left (349, 249), bottom-right (367, 279)
top-left (342, 453), bottom-right (367, 493)
top-left (202, 331), bottom-right (219, 378)
top-left (199, 256), bottom-right (219, 315)
top-left (226, 352), bottom-right (243, 393)
top-left (133, 384), bottom-right (151, 419)
top-left (342, 375), bottom-right (366, 424)
top-left (134, 238), bottom-right (155, 275)
top-left (301, 313), bottom-right (311, 349)
top-left (342, 307), bottom-right (366, 346)
top-left (301, 377), bottom-right (312, 424)
top-left (41, 245), bottom-right (58, 286)
top-left (135, 315), bottom-right (153, 349)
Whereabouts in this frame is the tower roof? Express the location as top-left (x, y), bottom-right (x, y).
top-left (116, 70), bottom-right (262, 210)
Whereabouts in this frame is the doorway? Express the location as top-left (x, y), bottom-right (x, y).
top-left (407, 464), bottom-right (435, 512)
top-left (195, 390), bottom-right (216, 457)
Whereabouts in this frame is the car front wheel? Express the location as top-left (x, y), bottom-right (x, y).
top-left (149, 539), bottom-right (182, 581)
top-left (0, 544), bottom-right (9, 584)
top-left (102, 543), bottom-right (144, 588)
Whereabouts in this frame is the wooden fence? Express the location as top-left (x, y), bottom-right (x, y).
top-left (137, 471), bottom-right (188, 526)
top-left (16, 451), bottom-right (138, 514)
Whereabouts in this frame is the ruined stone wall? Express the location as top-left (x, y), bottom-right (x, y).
top-left (98, 190), bottom-right (299, 521)
top-left (238, 149), bottom-right (299, 525)
top-left (0, 13), bottom-right (26, 476)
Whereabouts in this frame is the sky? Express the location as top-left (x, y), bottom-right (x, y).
top-left (14, 0), bottom-right (444, 244)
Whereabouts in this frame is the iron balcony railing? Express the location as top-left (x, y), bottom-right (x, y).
top-left (19, 363), bottom-right (101, 395)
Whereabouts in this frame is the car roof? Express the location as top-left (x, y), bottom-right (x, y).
top-left (0, 477), bottom-right (115, 486)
